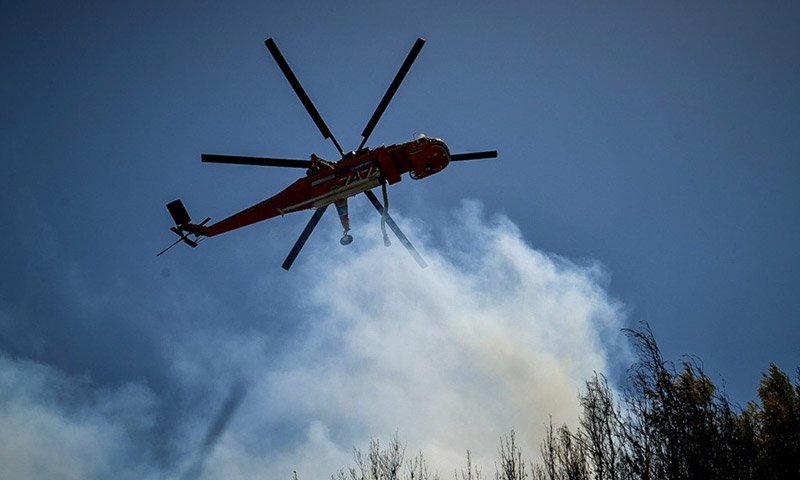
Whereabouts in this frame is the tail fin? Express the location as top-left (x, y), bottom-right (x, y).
top-left (167, 199), bottom-right (191, 226)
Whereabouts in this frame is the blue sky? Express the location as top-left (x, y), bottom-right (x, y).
top-left (2, 1), bottom-right (799, 478)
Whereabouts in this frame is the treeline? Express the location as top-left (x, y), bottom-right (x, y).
top-left (320, 326), bottom-right (800, 480)
top-left (526, 326), bottom-right (800, 480)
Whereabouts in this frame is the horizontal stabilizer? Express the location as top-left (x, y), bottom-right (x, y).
top-left (170, 227), bottom-right (198, 247)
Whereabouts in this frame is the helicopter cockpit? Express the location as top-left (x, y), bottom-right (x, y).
top-left (409, 135), bottom-right (451, 179)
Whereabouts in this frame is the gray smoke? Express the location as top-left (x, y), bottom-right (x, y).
top-left (0, 201), bottom-right (626, 480)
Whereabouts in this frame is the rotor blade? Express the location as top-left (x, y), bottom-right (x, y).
top-left (200, 382), bottom-right (246, 451)
top-left (358, 38), bottom-right (426, 150)
top-left (450, 150), bottom-right (498, 162)
top-left (179, 381), bottom-right (247, 480)
top-left (282, 205), bottom-right (329, 271)
top-left (264, 38), bottom-right (344, 156)
top-left (202, 154), bottom-right (311, 168)
top-left (363, 190), bottom-right (427, 268)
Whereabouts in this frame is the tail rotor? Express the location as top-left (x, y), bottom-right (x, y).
top-left (157, 200), bottom-right (209, 256)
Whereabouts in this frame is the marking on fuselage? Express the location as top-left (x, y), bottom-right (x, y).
top-left (344, 165), bottom-right (379, 186)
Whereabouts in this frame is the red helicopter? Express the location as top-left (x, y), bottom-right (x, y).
top-left (160, 37), bottom-right (498, 270)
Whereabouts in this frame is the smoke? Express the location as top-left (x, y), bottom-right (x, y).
top-left (0, 355), bottom-right (159, 480)
top-left (0, 200), bottom-right (626, 479)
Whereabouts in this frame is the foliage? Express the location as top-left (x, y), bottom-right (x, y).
top-left (525, 325), bottom-right (800, 480)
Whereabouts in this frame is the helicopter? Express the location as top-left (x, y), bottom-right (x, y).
top-left (159, 37), bottom-right (498, 270)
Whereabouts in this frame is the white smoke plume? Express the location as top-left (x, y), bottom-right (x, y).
top-left (0, 200), bottom-right (626, 480)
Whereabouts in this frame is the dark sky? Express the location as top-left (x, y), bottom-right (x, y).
top-left (2, 1), bottom-right (799, 478)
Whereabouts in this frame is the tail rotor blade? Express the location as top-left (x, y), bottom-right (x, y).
top-left (264, 38), bottom-right (344, 157)
top-left (363, 190), bottom-right (427, 268)
top-left (156, 236), bottom-right (185, 257)
top-left (282, 205), bottom-right (329, 270)
top-left (450, 150), bottom-right (498, 162)
top-left (358, 38), bottom-right (426, 150)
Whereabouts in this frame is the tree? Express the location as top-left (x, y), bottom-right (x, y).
top-left (457, 450), bottom-right (482, 480)
top-left (756, 364), bottom-right (800, 480)
top-left (332, 435), bottom-right (438, 480)
top-left (715, 400), bottom-right (758, 479)
top-left (578, 373), bottom-right (621, 480)
top-left (496, 430), bottom-right (528, 480)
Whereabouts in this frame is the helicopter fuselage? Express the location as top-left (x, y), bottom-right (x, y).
top-left (197, 136), bottom-right (450, 237)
